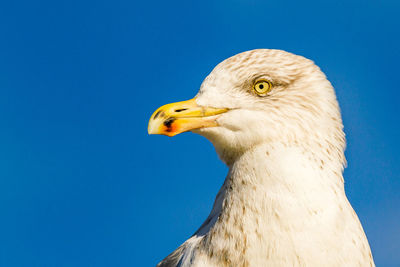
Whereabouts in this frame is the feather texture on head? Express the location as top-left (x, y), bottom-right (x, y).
top-left (149, 49), bottom-right (374, 267)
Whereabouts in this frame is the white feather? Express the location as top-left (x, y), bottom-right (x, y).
top-left (157, 49), bottom-right (374, 267)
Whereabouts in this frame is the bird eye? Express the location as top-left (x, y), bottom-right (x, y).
top-left (253, 80), bottom-right (272, 96)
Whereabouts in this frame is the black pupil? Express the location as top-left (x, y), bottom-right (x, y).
top-left (259, 84), bottom-right (264, 89)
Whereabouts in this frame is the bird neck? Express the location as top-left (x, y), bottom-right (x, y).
top-left (201, 142), bottom-right (351, 266)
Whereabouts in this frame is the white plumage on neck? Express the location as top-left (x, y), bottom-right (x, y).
top-left (183, 142), bottom-right (373, 266)
top-left (154, 49), bottom-right (374, 267)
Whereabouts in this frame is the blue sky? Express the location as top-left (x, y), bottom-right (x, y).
top-left (0, 0), bottom-right (399, 266)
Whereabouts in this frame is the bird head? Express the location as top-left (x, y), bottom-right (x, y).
top-left (148, 49), bottom-right (345, 166)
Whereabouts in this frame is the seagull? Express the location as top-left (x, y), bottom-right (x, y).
top-left (148, 49), bottom-right (374, 267)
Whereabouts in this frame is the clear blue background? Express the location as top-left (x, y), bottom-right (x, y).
top-left (0, 0), bottom-right (399, 266)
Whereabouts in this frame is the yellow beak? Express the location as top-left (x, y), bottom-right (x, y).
top-left (148, 98), bottom-right (228, 137)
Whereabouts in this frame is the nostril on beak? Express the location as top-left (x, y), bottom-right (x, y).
top-left (175, 108), bottom-right (187, 113)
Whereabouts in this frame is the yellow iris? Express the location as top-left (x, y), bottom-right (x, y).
top-left (254, 80), bottom-right (272, 96)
